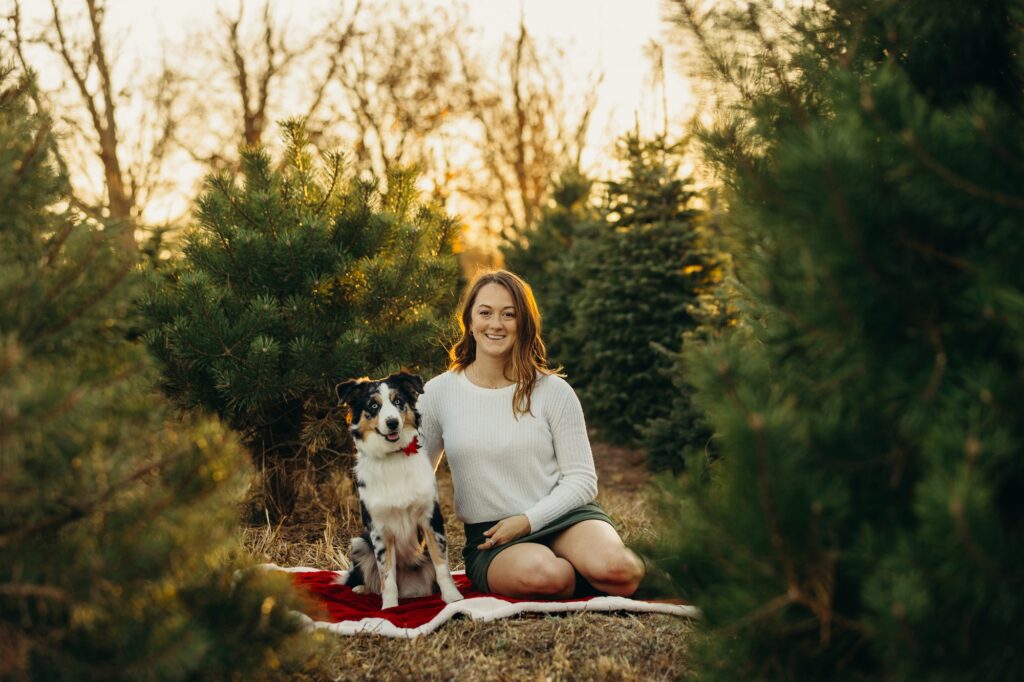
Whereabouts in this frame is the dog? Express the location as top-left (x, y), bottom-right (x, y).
top-left (335, 371), bottom-right (463, 609)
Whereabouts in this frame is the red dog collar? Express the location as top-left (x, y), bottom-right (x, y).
top-left (402, 436), bottom-right (419, 456)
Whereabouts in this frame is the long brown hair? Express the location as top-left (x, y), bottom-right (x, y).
top-left (449, 270), bottom-right (561, 416)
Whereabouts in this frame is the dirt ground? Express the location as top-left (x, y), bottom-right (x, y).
top-left (242, 435), bottom-right (693, 681)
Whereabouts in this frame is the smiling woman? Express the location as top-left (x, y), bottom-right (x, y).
top-left (466, 283), bottom-right (518, 380)
top-left (417, 270), bottom-right (646, 599)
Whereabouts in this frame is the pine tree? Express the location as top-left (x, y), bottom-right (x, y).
top-left (654, 1), bottom-right (1024, 678)
top-left (641, 276), bottom-right (735, 472)
top-left (569, 134), bottom-right (717, 448)
top-left (500, 166), bottom-right (596, 373)
top-left (0, 67), bottom-right (307, 680)
top-left (142, 122), bottom-right (460, 518)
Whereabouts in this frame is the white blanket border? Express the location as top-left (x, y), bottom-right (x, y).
top-left (265, 565), bottom-right (699, 639)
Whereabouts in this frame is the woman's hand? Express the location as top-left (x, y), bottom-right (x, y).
top-left (477, 514), bottom-right (531, 550)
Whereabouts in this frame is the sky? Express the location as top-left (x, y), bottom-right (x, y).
top-left (100, 0), bottom-right (695, 136)
top-left (16, 0), bottom-right (697, 234)
top-left (466, 0), bottom-right (695, 143)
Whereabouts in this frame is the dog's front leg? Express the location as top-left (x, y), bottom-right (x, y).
top-left (379, 538), bottom-right (400, 609)
top-left (423, 504), bottom-right (464, 604)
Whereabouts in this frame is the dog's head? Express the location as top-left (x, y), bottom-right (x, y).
top-left (336, 371), bottom-right (424, 456)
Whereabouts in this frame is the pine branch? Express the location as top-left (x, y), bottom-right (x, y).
top-left (897, 234), bottom-right (971, 271)
top-left (972, 115), bottom-right (1024, 177)
top-left (0, 104), bottom-right (50, 197)
top-left (209, 174), bottom-right (261, 233)
top-left (0, 360), bottom-right (148, 447)
top-left (821, 163), bottom-right (892, 292)
top-left (29, 228), bottom-right (107, 331)
top-left (0, 583), bottom-right (68, 602)
top-left (744, 4), bottom-right (810, 129)
top-left (0, 442), bottom-right (197, 543)
top-left (720, 591), bottom-right (797, 636)
top-left (313, 152), bottom-right (343, 217)
top-left (900, 127), bottom-right (1024, 210)
top-left (31, 255), bottom-right (135, 349)
top-left (746, 411), bottom-right (800, 592)
top-left (919, 324), bottom-right (947, 402)
top-left (953, 447), bottom-right (1024, 584)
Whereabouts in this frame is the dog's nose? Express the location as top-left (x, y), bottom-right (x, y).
top-left (386, 417), bottom-right (399, 431)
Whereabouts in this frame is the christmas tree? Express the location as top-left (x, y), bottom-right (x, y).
top-left (0, 67), bottom-right (307, 680)
top-left (654, 1), bottom-right (1024, 678)
top-left (569, 134), bottom-right (717, 449)
top-left (641, 273), bottom-right (735, 472)
top-left (142, 122), bottom-right (460, 518)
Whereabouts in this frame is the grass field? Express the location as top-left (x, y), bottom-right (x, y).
top-left (241, 438), bottom-right (693, 681)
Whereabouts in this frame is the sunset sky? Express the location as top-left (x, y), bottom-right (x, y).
top-left (15, 0), bottom-right (697, 236)
top-left (85, 0), bottom-right (695, 135)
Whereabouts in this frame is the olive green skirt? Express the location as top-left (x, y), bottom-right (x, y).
top-left (462, 502), bottom-right (614, 593)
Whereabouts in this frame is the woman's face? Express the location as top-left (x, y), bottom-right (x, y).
top-left (469, 282), bottom-right (517, 360)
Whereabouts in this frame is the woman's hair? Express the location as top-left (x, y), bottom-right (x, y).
top-left (449, 269), bottom-right (561, 416)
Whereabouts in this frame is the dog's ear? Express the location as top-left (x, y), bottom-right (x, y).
top-left (335, 378), bottom-right (370, 407)
top-left (387, 371), bottom-right (424, 399)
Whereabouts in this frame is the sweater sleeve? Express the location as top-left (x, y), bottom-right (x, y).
top-left (521, 380), bottom-right (599, 532)
top-left (418, 378), bottom-right (445, 470)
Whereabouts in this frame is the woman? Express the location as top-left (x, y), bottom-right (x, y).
top-left (418, 270), bottom-right (645, 598)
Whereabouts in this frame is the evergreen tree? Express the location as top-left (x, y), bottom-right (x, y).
top-left (569, 134), bottom-right (716, 448)
top-left (500, 166), bottom-right (597, 373)
top-left (642, 276), bottom-right (735, 472)
top-left (142, 122), bottom-right (459, 518)
top-left (654, 1), bottom-right (1024, 678)
top-left (0, 67), bottom-right (307, 680)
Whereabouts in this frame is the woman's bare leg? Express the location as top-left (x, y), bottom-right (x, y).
top-left (549, 520), bottom-right (645, 597)
top-left (485, 542), bottom-right (575, 598)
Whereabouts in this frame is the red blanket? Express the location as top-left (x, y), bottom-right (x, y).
top-left (270, 566), bottom-right (698, 638)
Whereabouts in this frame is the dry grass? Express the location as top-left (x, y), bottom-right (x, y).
top-left (241, 438), bottom-right (692, 681)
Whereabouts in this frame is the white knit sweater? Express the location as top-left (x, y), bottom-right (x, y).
top-left (418, 370), bottom-right (599, 532)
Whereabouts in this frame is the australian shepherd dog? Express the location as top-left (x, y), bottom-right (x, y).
top-left (335, 371), bottom-right (463, 609)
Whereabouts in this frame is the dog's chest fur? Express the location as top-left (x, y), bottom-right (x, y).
top-left (355, 452), bottom-right (436, 531)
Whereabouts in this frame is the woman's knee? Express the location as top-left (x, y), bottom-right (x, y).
top-left (586, 549), bottom-right (645, 595)
top-left (508, 556), bottom-right (575, 596)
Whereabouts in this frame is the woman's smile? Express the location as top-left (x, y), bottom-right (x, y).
top-left (471, 283), bottom-right (517, 358)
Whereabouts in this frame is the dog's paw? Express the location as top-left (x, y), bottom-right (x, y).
top-left (441, 586), bottom-right (464, 604)
top-left (352, 585), bottom-right (367, 594)
top-left (381, 584), bottom-right (400, 609)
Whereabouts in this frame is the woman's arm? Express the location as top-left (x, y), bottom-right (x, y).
top-left (417, 382), bottom-right (445, 471)
top-left (520, 380), bottom-right (599, 533)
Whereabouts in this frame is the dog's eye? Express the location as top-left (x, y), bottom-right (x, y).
top-left (367, 401), bottom-right (379, 413)
top-left (393, 398), bottom-right (404, 409)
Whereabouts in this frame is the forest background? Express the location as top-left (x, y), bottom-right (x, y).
top-left (3, 0), bottom-right (1022, 680)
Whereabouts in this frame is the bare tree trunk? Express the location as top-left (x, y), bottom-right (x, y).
top-left (331, 2), bottom-right (467, 191)
top-left (458, 20), bottom-right (601, 245)
top-left (171, 0), bottom-right (362, 165)
top-left (51, 0), bottom-right (135, 252)
top-left (15, 0), bottom-right (188, 253)
top-left (511, 19), bottom-right (533, 233)
top-left (222, 0), bottom-right (363, 150)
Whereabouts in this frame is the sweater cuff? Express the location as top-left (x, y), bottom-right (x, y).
top-left (522, 508), bottom-right (542, 535)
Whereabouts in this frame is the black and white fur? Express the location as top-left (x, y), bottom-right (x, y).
top-left (335, 371), bottom-right (463, 609)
